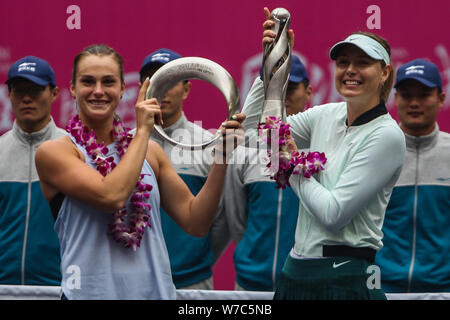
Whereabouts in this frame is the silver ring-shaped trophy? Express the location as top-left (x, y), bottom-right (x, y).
top-left (146, 57), bottom-right (241, 150)
top-left (259, 8), bottom-right (292, 125)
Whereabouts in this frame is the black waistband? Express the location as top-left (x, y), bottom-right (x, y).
top-left (322, 245), bottom-right (376, 263)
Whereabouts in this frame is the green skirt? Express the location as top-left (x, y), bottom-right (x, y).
top-left (274, 255), bottom-right (386, 300)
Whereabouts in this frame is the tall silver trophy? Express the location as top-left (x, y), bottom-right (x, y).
top-left (259, 8), bottom-right (292, 125)
top-left (146, 57), bottom-right (240, 150)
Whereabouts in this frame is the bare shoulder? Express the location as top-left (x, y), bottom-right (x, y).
top-left (37, 135), bottom-right (81, 161)
top-left (36, 136), bottom-right (85, 179)
top-left (39, 135), bottom-right (71, 149)
top-left (36, 135), bottom-right (85, 200)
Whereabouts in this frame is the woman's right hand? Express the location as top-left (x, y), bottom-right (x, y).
top-left (262, 7), bottom-right (295, 50)
top-left (135, 78), bottom-right (163, 135)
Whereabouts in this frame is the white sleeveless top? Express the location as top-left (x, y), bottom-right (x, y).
top-left (55, 135), bottom-right (176, 299)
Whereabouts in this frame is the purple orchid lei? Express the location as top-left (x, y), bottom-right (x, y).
top-left (259, 116), bottom-right (327, 189)
top-left (66, 114), bottom-right (152, 251)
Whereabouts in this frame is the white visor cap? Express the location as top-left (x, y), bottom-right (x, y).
top-left (329, 34), bottom-right (390, 65)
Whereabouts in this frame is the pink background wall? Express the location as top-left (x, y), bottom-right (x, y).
top-left (1, 0), bottom-right (449, 289)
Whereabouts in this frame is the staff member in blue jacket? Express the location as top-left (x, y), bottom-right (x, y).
top-left (0, 56), bottom-right (65, 285)
top-left (375, 59), bottom-right (450, 293)
top-left (138, 49), bottom-right (229, 289)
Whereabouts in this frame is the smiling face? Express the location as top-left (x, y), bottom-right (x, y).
top-left (334, 44), bottom-right (390, 108)
top-left (8, 78), bottom-right (58, 133)
top-left (395, 79), bottom-right (445, 136)
top-left (70, 54), bottom-right (125, 124)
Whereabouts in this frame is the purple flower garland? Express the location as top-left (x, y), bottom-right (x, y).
top-left (66, 114), bottom-right (152, 251)
top-left (259, 116), bottom-right (327, 189)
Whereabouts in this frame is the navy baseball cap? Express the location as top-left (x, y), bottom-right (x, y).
top-left (395, 59), bottom-right (442, 90)
top-left (260, 55), bottom-right (309, 83)
top-left (289, 55), bottom-right (309, 83)
top-left (140, 48), bottom-right (182, 72)
top-left (6, 56), bottom-right (56, 87)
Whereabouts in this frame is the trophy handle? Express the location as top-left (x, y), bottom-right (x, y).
top-left (146, 57), bottom-right (241, 150)
top-left (259, 8), bottom-right (292, 125)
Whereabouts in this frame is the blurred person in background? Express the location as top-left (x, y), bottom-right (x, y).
top-left (375, 59), bottom-right (450, 293)
top-left (0, 56), bottom-right (65, 285)
top-left (138, 48), bottom-right (230, 290)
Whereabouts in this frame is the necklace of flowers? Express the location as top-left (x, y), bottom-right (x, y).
top-left (259, 116), bottom-right (327, 189)
top-left (66, 114), bottom-right (152, 251)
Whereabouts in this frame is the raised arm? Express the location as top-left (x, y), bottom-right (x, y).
top-left (36, 79), bottom-right (160, 213)
top-left (242, 7), bottom-right (295, 134)
top-left (155, 114), bottom-right (246, 237)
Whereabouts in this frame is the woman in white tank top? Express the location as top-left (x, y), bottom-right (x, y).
top-left (35, 44), bottom-right (245, 300)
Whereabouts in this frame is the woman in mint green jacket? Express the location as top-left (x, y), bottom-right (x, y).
top-left (241, 8), bottom-right (405, 299)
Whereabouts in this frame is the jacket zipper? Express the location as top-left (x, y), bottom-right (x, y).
top-left (21, 136), bottom-right (33, 285)
top-left (272, 189), bottom-right (283, 290)
top-left (407, 141), bottom-right (420, 292)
